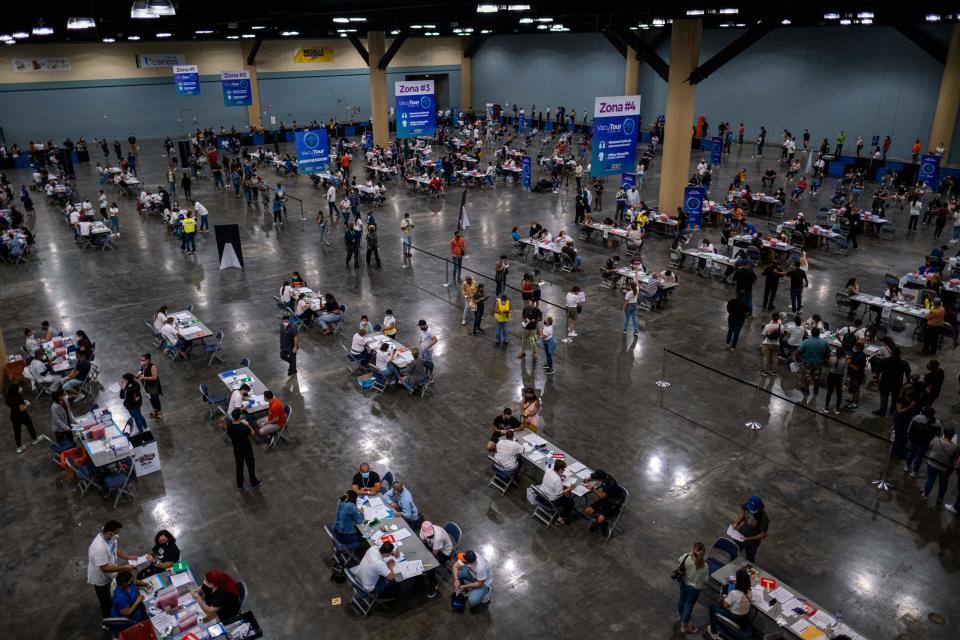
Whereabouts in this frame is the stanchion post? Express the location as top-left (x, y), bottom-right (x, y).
top-left (745, 383), bottom-right (763, 430)
top-left (871, 441), bottom-right (896, 491)
top-left (441, 259), bottom-right (451, 288)
top-left (655, 348), bottom-right (671, 406)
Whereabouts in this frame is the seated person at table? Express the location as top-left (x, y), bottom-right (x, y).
top-left (399, 348), bottom-right (430, 395)
top-left (761, 168), bottom-right (777, 187)
top-left (707, 568), bottom-right (754, 639)
top-left (791, 176), bottom-right (808, 201)
top-left (75, 330), bottom-right (94, 360)
top-left (110, 571), bottom-right (150, 626)
top-left (453, 550), bottom-right (493, 608)
top-left (138, 530), bottom-right (180, 579)
top-left (486, 407), bottom-right (521, 451)
top-left (28, 349), bottom-right (61, 388)
top-left (40, 321), bottom-right (57, 341)
top-left (641, 277), bottom-right (667, 308)
top-left (350, 328), bottom-right (371, 367)
top-left (510, 226), bottom-right (522, 243)
top-left (294, 293), bottom-right (317, 324)
top-left (384, 480), bottom-right (421, 530)
top-left (318, 293), bottom-right (343, 334)
top-left (351, 462), bottom-right (381, 496)
top-left (561, 241), bottom-right (583, 271)
top-left (420, 521), bottom-right (455, 598)
top-left (539, 459), bottom-right (575, 526)
top-left (374, 343), bottom-right (401, 383)
top-left (358, 315), bottom-right (375, 334)
top-left (257, 390), bottom-right (286, 437)
top-left (291, 271), bottom-right (307, 288)
top-left (601, 255), bottom-right (623, 287)
top-left (24, 328), bottom-right (39, 355)
top-left (774, 187), bottom-right (787, 204)
top-left (279, 281), bottom-right (294, 305)
top-left (793, 213), bottom-right (810, 235)
top-left (191, 570), bottom-right (241, 623)
top-left (804, 313), bottom-right (828, 332)
top-left (159, 317), bottom-right (193, 359)
top-left (492, 430), bottom-right (524, 475)
top-left (695, 237), bottom-right (715, 274)
top-left (428, 174), bottom-right (443, 195)
top-left (227, 383), bottom-right (251, 417)
top-left (657, 270), bottom-right (679, 285)
top-left (333, 490), bottom-right (364, 544)
top-left (583, 470), bottom-right (626, 537)
top-left (60, 351), bottom-right (91, 400)
top-left (781, 315), bottom-right (806, 359)
top-left (356, 542), bottom-right (400, 596)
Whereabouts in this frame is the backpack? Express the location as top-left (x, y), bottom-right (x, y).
top-left (841, 328), bottom-right (858, 351)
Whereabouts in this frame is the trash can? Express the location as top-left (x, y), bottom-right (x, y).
top-left (130, 431), bottom-right (162, 477)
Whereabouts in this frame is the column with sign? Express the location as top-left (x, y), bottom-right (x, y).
top-left (173, 65), bottom-right (200, 96)
top-left (221, 70), bottom-right (252, 107)
top-left (395, 80), bottom-right (436, 139)
top-left (521, 156), bottom-right (532, 191)
top-left (590, 95), bottom-right (641, 177)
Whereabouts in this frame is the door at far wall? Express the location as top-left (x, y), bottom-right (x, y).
top-left (179, 109), bottom-right (208, 136)
top-left (405, 73), bottom-right (448, 112)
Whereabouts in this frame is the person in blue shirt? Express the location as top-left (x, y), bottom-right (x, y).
top-left (333, 490), bottom-right (364, 544)
top-left (384, 481), bottom-right (421, 531)
top-left (511, 226), bottom-right (522, 242)
top-left (110, 571), bottom-right (150, 624)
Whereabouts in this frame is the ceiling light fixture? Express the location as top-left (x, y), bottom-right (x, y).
top-left (856, 12), bottom-right (874, 19)
top-left (686, 9), bottom-right (705, 16)
top-left (102, 37), bottom-right (116, 43)
top-left (32, 21), bottom-right (54, 36)
top-left (127, 35), bottom-right (141, 40)
top-left (280, 31), bottom-right (299, 36)
top-left (390, 29), bottom-right (401, 35)
top-left (781, 19), bottom-right (791, 25)
top-left (719, 8), bottom-right (739, 15)
top-left (839, 18), bottom-right (851, 25)
top-left (480, 29), bottom-right (492, 34)
top-left (860, 18), bottom-right (873, 25)
top-left (251, 25), bottom-right (266, 30)
top-left (536, 24), bottom-right (548, 30)
top-left (145, 0), bottom-right (176, 16)
top-left (476, 4), bottom-right (498, 13)
top-left (652, 18), bottom-right (666, 26)
top-left (130, 2), bottom-right (159, 19)
top-left (156, 32), bottom-right (172, 38)
top-left (349, 17), bottom-right (366, 22)
top-left (196, 29), bottom-right (214, 34)
top-left (67, 17), bottom-right (96, 30)
top-left (13, 31), bottom-right (29, 39)
top-left (241, 33), bottom-right (255, 38)
top-left (226, 35), bottom-right (239, 39)
top-left (339, 33), bottom-right (347, 38)
top-left (411, 24), bottom-right (423, 29)
top-left (925, 14), bottom-right (941, 22)
top-left (507, 4), bottom-right (531, 9)
top-left (333, 17), bottom-right (350, 23)
top-left (823, 12), bottom-right (840, 20)
top-left (535, 17), bottom-right (553, 22)
top-left (423, 24), bottom-right (436, 28)
top-left (519, 17), bottom-right (533, 24)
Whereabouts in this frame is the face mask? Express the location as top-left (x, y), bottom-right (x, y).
top-left (361, 472), bottom-right (370, 480)
top-left (140, 359), bottom-right (147, 366)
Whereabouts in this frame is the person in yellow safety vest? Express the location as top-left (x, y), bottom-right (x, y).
top-left (181, 212), bottom-right (197, 254)
top-left (494, 293), bottom-right (511, 347)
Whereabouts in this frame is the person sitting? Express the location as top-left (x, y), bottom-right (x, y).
top-left (384, 480), bottom-right (421, 530)
top-left (583, 470), bottom-right (626, 537)
top-left (601, 255), bottom-right (622, 287)
top-left (279, 280), bottom-right (294, 306)
top-left (356, 542), bottom-right (400, 596)
top-left (561, 241), bottom-right (583, 271)
top-left (138, 530), bottom-right (180, 579)
top-left (358, 315), bottom-right (375, 334)
top-left (420, 521), bottom-right (455, 598)
top-left (791, 176), bottom-right (808, 201)
top-left (399, 348), bottom-right (431, 395)
top-left (708, 568), bottom-right (754, 639)
top-left (696, 237), bottom-right (715, 274)
top-left (452, 550), bottom-right (493, 608)
top-left (317, 293), bottom-right (343, 334)
top-left (27, 348), bottom-right (61, 389)
top-left (60, 351), bottom-right (91, 401)
top-left (486, 407), bottom-right (521, 451)
top-left (781, 315), bottom-right (806, 359)
top-left (159, 317), bottom-right (192, 359)
top-left (804, 313), bottom-right (827, 332)
top-left (538, 459), bottom-right (575, 525)
top-left (291, 271), bottom-right (307, 288)
top-left (761, 168), bottom-right (777, 188)
top-left (350, 328), bottom-right (371, 367)
top-left (257, 390), bottom-right (286, 438)
top-left (333, 490), bottom-right (364, 544)
top-left (351, 462), bottom-right (381, 495)
top-left (23, 328), bottom-right (39, 355)
top-left (110, 571), bottom-right (149, 627)
top-left (294, 293), bottom-right (317, 325)
top-left (75, 330), bottom-right (94, 360)
top-left (191, 570), bottom-right (241, 622)
top-left (626, 224), bottom-right (644, 253)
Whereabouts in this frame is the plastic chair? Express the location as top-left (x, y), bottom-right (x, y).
top-left (380, 470), bottom-right (394, 494)
top-left (102, 616), bottom-right (136, 636)
top-left (324, 523), bottom-right (362, 568)
top-left (204, 331), bottom-right (225, 367)
top-left (346, 567), bottom-right (380, 618)
top-left (604, 486), bottom-right (629, 540)
top-left (714, 611), bottom-right (754, 640)
top-left (268, 406), bottom-right (292, 448)
top-left (199, 383), bottom-right (228, 419)
top-left (530, 485), bottom-right (559, 528)
top-left (103, 457), bottom-right (137, 508)
top-left (706, 536), bottom-right (741, 575)
top-left (342, 344), bottom-right (363, 374)
top-left (186, 304), bottom-right (194, 312)
top-left (487, 455), bottom-right (518, 495)
top-left (558, 252), bottom-right (575, 273)
top-left (335, 305), bottom-right (347, 336)
top-left (65, 455), bottom-right (101, 496)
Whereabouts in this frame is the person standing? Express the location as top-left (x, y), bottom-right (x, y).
top-left (835, 130), bottom-right (845, 156)
top-left (786, 262), bottom-right (809, 314)
top-left (726, 290), bottom-right (748, 350)
top-left (760, 264), bottom-right (785, 311)
top-left (400, 213), bottom-right (414, 256)
top-left (908, 199), bottom-right (921, 231)
top-left (471, 283), bottom-right (489, 336)
top-left (675, 542), bottom-right (708, 635)
top-left (566, 286), bottom-right (582, 338)
top-left (119, 373), bottom-right (148, 433)
top-left (882, 135), bottom-right (891, 160)
top-left (540, 316), bottom-right (557, 374)
top-left (88, 521), bottom-right (140, 618)
top-left (922, 427), bottom-right (958, 506)
top-left (135, 353), bottom-right (163, 420)
top-left (279, 315), bottom-right (299, 376)
top-left (108, 202), bottom-right (121, 235)
top-left (822, 346), bottom-right (847, 414)
top-left (519, 302), bottom-right (543, 360)
top-left (731, 496), bottom-right (769, 562)
top-left (6, 382), bottom-right (40, 453)
top-left (417, 319), bottom-right (438, 367)
top-left (795, 327), bottom-right (830, 396)
top-left (494, 255), bottom-right (509, 297)
top-left (904, 407), bottom-right (940, 476)
top-left (226, 408), bottom-right (262, 491)
top-left (344, 223), bottom-right (361, 268)
top-left (460, 276), bottom-right (478, 326)
top-left (760, 313), bottom-right (781, 376)
top-left (622, 282), bottom-right (640, 336)
top-left (180, 211), bottom-right (197, 254)
top-left (365, 224), bottom-right (382, 267)
top-left (181, 171), bottom-right (192, 202)
top-left (493, 293), bottom-right (511, 347)
top-left (450, 230), bottom-right (466, 282)
top-left (922, 298), bottom-right (945, 355)
top-left (326, 183), bottom-right (340, 222)
top-left (731, 262), bottom-right (757, 318)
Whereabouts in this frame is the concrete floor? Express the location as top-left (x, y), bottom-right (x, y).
top-left (1, 136), bottom-right (958, 640)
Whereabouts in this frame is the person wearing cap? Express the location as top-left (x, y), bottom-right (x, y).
top-left (355, 541), bottom-right (399, 595)
top-left (731, 496), bottom-right (769, 563)
top-left (583, 470), bottom-right (626, 537)
top-left (419, 521), bottom-right (454, 598)
top-left (384, 481), bottom-right (421, 531)
top-left (417, 320), bottom-right (438, 365)
top-left (453, 550), bottom-right (493, 608)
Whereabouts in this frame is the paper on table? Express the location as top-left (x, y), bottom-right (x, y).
top-left (725, 525), bottom-right (745, 542)
top-left (753, 596), bottom-right (773, 613)
top-left (522, 443), bottom-right (534, 453)
top-left (566, 461), bottom-right (586, 474)
top-left (571, 484), bottom-right (590, 497)
top-left (151, 611), bottom-right (176, 630)
top-left (392, 528), bottom-right (412, 541)
top-left (808, 610), bottom-right (835, 628)
top-left (527, 451), bottom-right (546, 463)
top-left (789, 619), bottom-right (810, 635)
top-left (524, 433), bottom-right (547, 446)
top-left (768, 586), bottom-right (794, 604)
top-left (778, 597), bottom-right (802, 615)
top-left (171, 572), bottom-right (193, 589)
top-left (576, 468), bottom-right (593, 480)
top-left (366, 496), bottom-right (385, 508)
top-left (394, 560), bottom-right (424, 580)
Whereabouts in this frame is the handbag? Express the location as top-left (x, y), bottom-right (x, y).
top-left (451, 591), bottom-right (467, 613)
top-left (671, 554), bottom-right (689, 581)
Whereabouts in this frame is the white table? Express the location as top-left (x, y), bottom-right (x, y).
top-left (168, 310), bottom-right (213, 344)
top-left (42, 337), bottom-right (76, 374)
top-left (291, 286), bottom-right (323, 311)
top-left (517, 429), bottom-right (595, 500)
top-left (364, 334), bottom-right (415, 369)
top-left (218, 366), bottom-right (269, 413)
top-left (74, 408), bottom-right (133, 468)
top-left (355, 494), bottom-right (438, 577)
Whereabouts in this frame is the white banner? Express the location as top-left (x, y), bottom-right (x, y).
top-left (133, 441), bottom-right (162, 476)
top-left (395, 79), bottom-right (434, 97)
top-left (593, 95), bottom-right (641, 118)
top-left (137, 53), bottom-right (185, 68)
top-left (13, 58), bottom-right (71, 72)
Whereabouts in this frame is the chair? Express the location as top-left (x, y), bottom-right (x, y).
top-left (530, 485), bottom-right (559, 528)
top-left (199, 383), bottom-right (228, 419)
top-left (268, 406), bottom-right (292, 448)
top-left (324, 523), bottom-right (362, 568)
top-left (638, 292), bottom-right (656, 311)
top-left (240, 357), bottom-right (251, 368)
top-left (746, 246), bottom-right (761, 266)
top-left (373, 323), bottom-right (383, 332)
top-left (835, 292), bottom-right (855, 313)
top-left (669, 249), bottom-right (683, 268)
top-left (237, 580), bottom-right (248, 608)
top-left (186, 304), bottom-right (194, 312)
top-left (713, 611), bottom-right (754, 640)
top-left (102, 617), bottom-right (136, 636)
top-left (443, 522), bottom-right (462, 557)
top-left (65, 455), bottom-right (100, 496)
top-left (379, 470), bottom-right (394, 494)
top-left (828, 237), bottom-right (849, 255)
top-left (335, 305), bottom-right (347, 336)
top-left (121, 417), bottom-right (134, 436)
top-left (706, 536), bottom-right (741, 575)
top-left (103, 457), bottom-right (137, 508)
top-left (204, 331), bottom-right (225, 367)
top-left (766, 222), bottom-right (779, 234)
top-left (80, 362), bottom-right (101, 396)
top-left (789, 233), bottom-right (805, 249)
top-left (603, 487), bottom-right (629, 540)
top-left (342, 344), bottom-right (363, 374)
top-left (273, 295), bottom-right (286, 310)
top-left (558, 253), bottom-right (574, 274)
top-left (511, 240), bottom-right (526, 257)
top-left (487, 455), bottom-right (518, 495)
top-left (346, 567), bottom-right (381, 618)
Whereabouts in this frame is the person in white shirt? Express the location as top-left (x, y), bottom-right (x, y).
top-left (493, 430), bottom-right (524, 472)
top-left (538, 459), bottom-right (574, 525)
top-left (159, 317), bottom-right (191, 358)
top-left (87, 520), bottom-right (143, 617)
top-left (399, 214), bottom-right (414, 256)
top-left (98, 191), bottom-right (108, 219)
top-left (227, 384), bottom-right (250, 416)
top-left (326, 184), bottom-right (341, 222)
top-left (697, 160), bottom-right (707, 176)
top-left (24, 328), bottom-right (39, 354)
top-left (152, 307), bottom-right (168, 332)
top-left (452, 549), bottom-right (493, 608)
top-left (81, 198), bottom-right (94, 219)
top-left (419, 521), bottom-right (454, 597)
top-left (350, 329), bottom-right (371, 367)
top-left (574, 162), bottom-right (583, 190)
top-left (565, 286), bottom-right (583, 337)
top-left (782, 315), bottom-right (806, 358)
top-left (108, 203), bottom-right (120, 235)
top-left (27, 349), bottom-right (61, 388)
top-left (708, 568), bottom-right (754, 638)
top-left (382, 310), bottom-right (397, 337)
top-left (761, 313), bottom-right (782, 376)
top-left (279, 281), bottom-right (294, 305)
top-left (69, 208), bottom-right (80, 227)
top-left (355, 542), bottom-right (399, 595)
top-left (194, 200), bottom-right (210, 233)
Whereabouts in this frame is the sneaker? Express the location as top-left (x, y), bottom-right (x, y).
top-left (910, 472), bottom-right (920, 478)
top-left (237, 486), bottom-right (245, 491)
top-left (832, 409), bottom-right (841, 415)
top-left (568, 331), bottom-right (578, 337)
top-left (251, 481), bottom-right (263, 490)
top-left (426, 587), bottom-right (438, 599)
top-left (822, 407), bottom-right (831, 414)
top-left (31, 437), bottom-right (43, 445)
top-left (903, 464), bottom-right (910, 472)
top-left (461, 320), bottom-right (466, 326)
top-left (946, 504), bottom-right (957, 513)
top-left (16, 446), bottom-right (24, 454)
top-left (545, 368), bottom-right (556, 375)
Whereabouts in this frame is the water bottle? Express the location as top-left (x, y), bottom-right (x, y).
top-left (830, 610), bottom-right (842, 636)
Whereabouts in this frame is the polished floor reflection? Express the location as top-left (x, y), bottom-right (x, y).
top-left (1, 138), bottom-right (957, 639)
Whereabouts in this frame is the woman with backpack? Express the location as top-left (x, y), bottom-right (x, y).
top-left (822, 346), bottom-right (847, 414)
top-left (119, 373), bottom-right (148, 433)
top-left (674, 541), bottom-right (708, 634)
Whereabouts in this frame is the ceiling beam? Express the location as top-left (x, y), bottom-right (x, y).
top-left (894, 25), bottom-right (947, 65)
top-left (245, 35), bottom-right (263, 66)
top-left (377, 31), bottom-right (408, 70)
top-left (602, 29), bottom-right (627, 58)
top-left (463, 33), bottom-right (488, 59)
top-left (687, 20), bottom-right (776, 84)
top-left (616, 29), bottom-right (669, 82)
top-left (347, 33), bottom-right (369, 66)
top-left (638, 29), bottom-right (670, 60)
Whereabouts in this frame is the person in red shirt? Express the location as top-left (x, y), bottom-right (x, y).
top-left (911, 140), bottom-right (921, 163)
top-left (257, 390), bottom-right (286, 437)
top-left (340, 153), bottom-right (351, 180)
top-left (450, 230), bottom-right (466, 282)
top-left (429, 175), bottom-right (443, 196)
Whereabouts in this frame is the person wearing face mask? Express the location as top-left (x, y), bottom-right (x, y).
top-left (279, 315), bottom-right (300, 377)
top-left (134, 353), bottom-right (163, 420)
top-left (87, 520), bottom-right (146, 618)
top-left (351, 462), bottom-right (381, 495)
top-left (191, 570), bottom-right (242, 622)
top-left (138, 529), bottom-right (180, 579)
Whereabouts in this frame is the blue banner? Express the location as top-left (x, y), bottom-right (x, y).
top-left (683, 186), bottom-right (706, 230)
top-left (364, 131), bottom-right (373, 151)
top-left (621, 173), bottom-right (637, 189)
top-left (519, 113), bottom-right (526, 133)
top-left (589, 95), bottom-right (641, 177)
top-left (453, 107), bottom-right (460, 123)
top-left (221, 70), bottom-right (252, 107)
top-left (521, 156), bottom-right (532, 191)
top-left (295, 129), bottom-right (329, 173)
top-left (918, 154), bottom-right (940, 188)
top-left (173, 65), bottom-right (200, 96)
top-left (395, 79), bottom-right (436, 139)
top-left (710, 136), bottom-right (723, 166)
